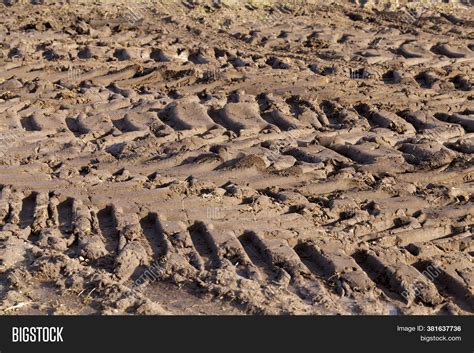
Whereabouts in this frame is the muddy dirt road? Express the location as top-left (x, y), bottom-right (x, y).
top-left (0, 0), bottom-right (472, 315)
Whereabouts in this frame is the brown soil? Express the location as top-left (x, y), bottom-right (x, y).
top-left (0, 0), bottom-right (472, 315)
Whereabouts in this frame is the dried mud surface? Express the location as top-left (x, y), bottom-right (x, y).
top-left (0, 0), bottom-right (473, 315)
